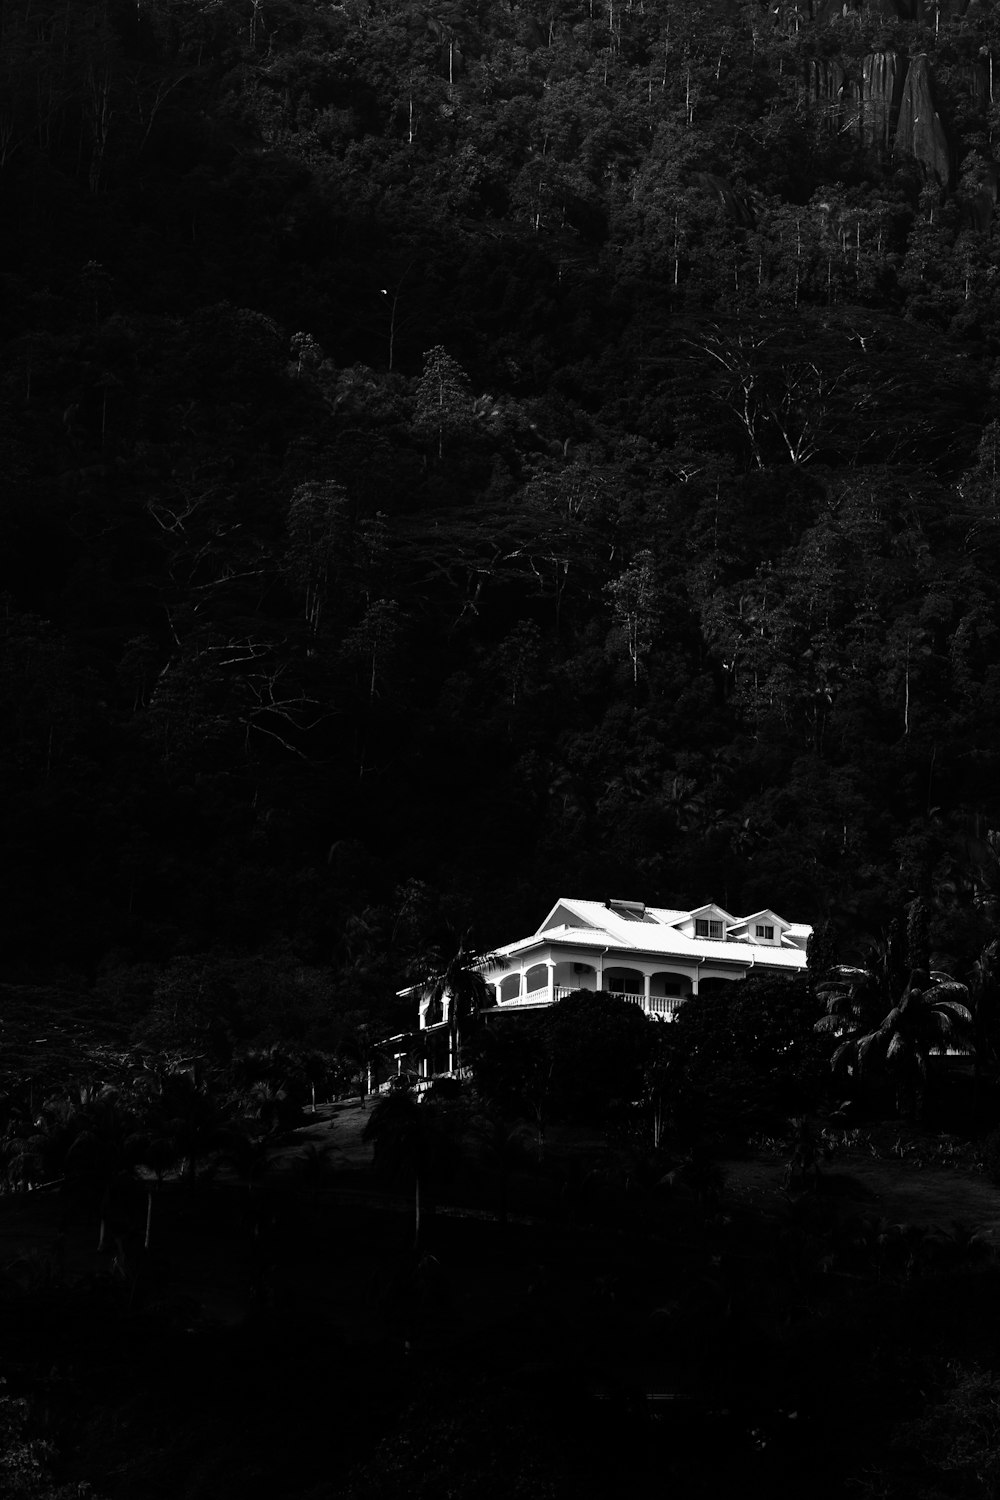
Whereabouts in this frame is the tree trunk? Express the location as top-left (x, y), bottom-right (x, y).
top-left (414, 1171), bottom-right (422, 1253)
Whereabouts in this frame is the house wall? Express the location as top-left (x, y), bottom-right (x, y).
top-left (484, 947), bottom-right (760, 1010)
top-left (416, 947), bottom-right (792, 1035)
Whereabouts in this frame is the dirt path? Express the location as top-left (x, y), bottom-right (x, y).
top-left (266, 1099), bottom-right (374, 1174)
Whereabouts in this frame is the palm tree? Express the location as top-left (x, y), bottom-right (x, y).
top-left (419, 940), bottom-right (499, 1075)
top-left (299, 1049), bottom-right (333, 1113)
top-left (814, 921), bottom-right (909, 1087)
top-left (970, 940), bottom-right (1000, 1118)
top-left (227, 1044), bottom-right (303, 1135)
top-left (815, 903), bottom-right (975, 1117)
top-left (464, 1102), bottom-right (534, 1227)
top-left (130, 1122), bottom-right (179, 1252)
top-left (362, 1081), bottom-right (462, 1251)
top-left (156, 1072), bottom-right (230, 1187)
top-left (226, 1129), bottom-right (271, 1195)
top-left (62, 1095), bottom-right (137, 1253)
top-left (339, 1025), bottom-right (386, 1107)
top-left (851, 969), bottom-right (973, 1119)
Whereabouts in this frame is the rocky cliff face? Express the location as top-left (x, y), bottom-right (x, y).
top-left (802, 50), bottom-right (904, 151)
top-left (803, 48), bottom-right (954, 186)
top-left (861, 50), bottom-right (904, 149)
top-left (893, 53), bottom-right (951, 185)
top-left (787, 0), bottom-right (997, 192)
top-left (775, 0), bottom-right (981, 24)
top-left (803, 57), bottom-right (852, 134)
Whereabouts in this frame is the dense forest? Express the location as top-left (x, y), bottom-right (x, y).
top-left (8, 0), bottom-right (1000, 1030)
top-left (10, 5), bottom-right (1000, 1497)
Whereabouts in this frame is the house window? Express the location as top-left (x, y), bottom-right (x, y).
top-left (695, 919), bottom-right (724, 940)
top-left (755, 924), bottom-right (775, 941)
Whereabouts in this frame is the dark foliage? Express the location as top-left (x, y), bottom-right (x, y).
top-left (7, 4), bottom-right (1000, 1491)
top-left (667, 973), bottom-right (831, 1140)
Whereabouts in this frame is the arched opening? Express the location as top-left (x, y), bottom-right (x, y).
top-left (525, 964), bottom-right (549, 994)
top-left (554, 960), bottom-right (596, 995)
top-left (500, 974), bottom-right (521, 1003)
top-left (603, 966), bottom-right (644, 996)
top-left (649, 971), bottom-right (691, 998)
top-left (698, 975), bottom-right (735, 997)
top-left (649, 971), bottom-right (692, 1018)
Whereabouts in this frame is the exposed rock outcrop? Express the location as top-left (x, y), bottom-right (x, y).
top-left (893, 53), bottom-right (950, 186)
top-left (803, 51), bottom-right (902, 146)
top-left (693, 172), bottom-right (756, 228)
top-left (803, 58), bottom-right (853, 134)
top-left (860, 51), bottom-right (903, 148)
top-left (775, 0), bottom-right (981, 27)
top-left (804, 48), bottom-right (964, 189)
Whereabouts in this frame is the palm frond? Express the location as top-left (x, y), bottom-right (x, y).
top-left (815, 1014), bottom-right (855, 1036)
top-left (885, 1033), bottom-right (907, 1063)
top-left (933, 1000), bottom-right (974, 1025)
top-left (927, 979), bottom-right (970, 999)
top-left (830, 1040), bottom-right (857, 1071)
top-left (857, 1033), bottom-right (883, 1065)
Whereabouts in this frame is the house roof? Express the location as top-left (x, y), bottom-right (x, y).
top-left (505, 897), bottom-right (811, 967)
top-left (398, 897), bottom-right (812, 996)
top-left (730, 908), bottom-right (791, 931)
top-left (496, 926), bottom-right (808, 968)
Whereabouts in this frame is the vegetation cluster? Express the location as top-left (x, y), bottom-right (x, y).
top-left (0, 916), bottom-right (995, 1498)
top-left (7, 0), bottom-right (1000, 1492)
top-left (6, 0), bottom-right (1000, 997)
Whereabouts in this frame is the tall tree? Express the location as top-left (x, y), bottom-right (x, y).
top-left (413, 345), bottom-right (475, 459)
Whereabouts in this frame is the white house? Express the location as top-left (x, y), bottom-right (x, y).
top-left (408, 897), bottom-right (812, 1076)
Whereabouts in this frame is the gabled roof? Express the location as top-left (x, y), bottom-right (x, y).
top-left (676, 902), bottom-right (738, 928)
top-left (400, 898), bottom-right (811, 996)
top-left (538, 898), bottom-right (688, 936)
top-left (522, 898), bottom-right (810, 966)
top-left (730, 908), bottom-right (790, 930)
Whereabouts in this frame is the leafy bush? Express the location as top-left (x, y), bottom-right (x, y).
top-left (979, 1127), bottom-right (1000, 1185)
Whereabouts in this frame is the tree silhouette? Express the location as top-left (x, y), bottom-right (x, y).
top-left (413, 345), bottom-right (474, 459)
top-left (363, 1080), bottom-right (463, 1251)
top-left (418, 942), bottom-right (499, 1075)
top-left (831, 968), bottom-right (974, 1119)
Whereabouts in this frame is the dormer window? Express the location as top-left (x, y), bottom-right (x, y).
top-left (755, 924), bottom-right (775, 941)
top-left (696, 919), bottom-right (724, 940)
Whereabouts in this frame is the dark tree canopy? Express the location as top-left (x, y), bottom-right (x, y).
top-left (1, 0), bottom-right (1000, 1039)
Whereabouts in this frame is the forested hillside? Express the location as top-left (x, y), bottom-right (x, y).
top-left (4, 0), bottom-right (1000, 1022)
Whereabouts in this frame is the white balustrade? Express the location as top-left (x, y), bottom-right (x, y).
top-left (498, 985), bottom-right (688, 1016)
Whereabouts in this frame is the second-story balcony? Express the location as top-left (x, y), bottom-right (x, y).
top-left (495, 983), bottom-right (687, 1020)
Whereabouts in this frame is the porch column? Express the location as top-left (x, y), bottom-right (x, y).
top-left (546, 960), bottom-right (555, 1003)
top-left (446, 993), bottom-right (454, 1072)
top-left (643, 971), bottom-right (651, 1016)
